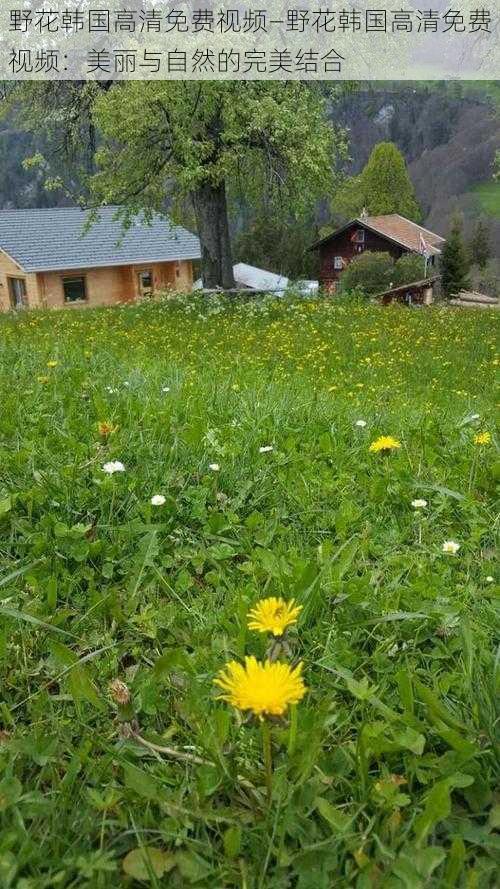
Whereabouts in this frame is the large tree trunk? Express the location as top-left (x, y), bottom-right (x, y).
top-left (193, 181), bottom-right (235, 289)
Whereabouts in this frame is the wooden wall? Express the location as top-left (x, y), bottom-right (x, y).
top-left (317, 224), bottom-right (405, 290)
top-left (0, 249), bottom-right (40, 312)
top-left (39, 266), bottom-right (131, 308)
top-left (0, 253), bottom-right (194, 312)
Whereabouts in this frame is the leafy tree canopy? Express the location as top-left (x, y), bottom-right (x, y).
top-left (91, 82), bottom-right (346, 286)
top-left (4, 82), bottom-right (346, 287)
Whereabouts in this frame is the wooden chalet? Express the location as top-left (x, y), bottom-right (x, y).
top-left (310, 213), bottom-right (445, 291)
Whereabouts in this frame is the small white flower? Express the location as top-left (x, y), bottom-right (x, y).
top-left (486, 576), bottom-right (494, 583)
top-left (355, 420), bottom-right (367, 428)
top-left (411, 499), bottom-right (428, 509)
top-left (208, 463), bottom-right (220, 472)
top-left (162, 386), bottom-right (170, 394)
top-left (151, 494), bottom-right (166, 506)
top-left (102, 461), bottom-right (125, 474)
top-left (106, 386), bottom-right (118, 394)
top-left (259, 445), bottom-right (274, 453)
top-left (442, 540), bottom-right (460, 555)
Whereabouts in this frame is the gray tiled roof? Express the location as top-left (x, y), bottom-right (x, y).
top-left (0, 206), bottom-right (201, 273)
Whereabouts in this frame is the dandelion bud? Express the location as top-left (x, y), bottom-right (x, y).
top-left (109, 679), bottom-right (131, 705)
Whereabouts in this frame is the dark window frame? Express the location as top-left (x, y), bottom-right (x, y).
top-left (138, 269), bottom-right (154, 294)
top-left (62, 275), bottom-right (87, 303)
top-left (7, 276), bottom-right (27, 309)
top-left (353, 228), bottom-right (365, 243)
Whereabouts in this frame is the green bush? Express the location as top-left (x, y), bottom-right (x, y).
top-left (392, 253), bottom-right (427, 285)
top-left (339, 251), bottom-right (394, 295)
top-left (340, 252), bottom-right (428, 297)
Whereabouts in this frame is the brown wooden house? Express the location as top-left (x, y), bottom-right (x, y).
top-left (0, 206), bottom-right (201, 312)
top-left (310, 213), bottom-right (445, 291)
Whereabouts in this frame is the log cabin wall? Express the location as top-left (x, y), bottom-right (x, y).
top-left (318, 224), bottom-right (406, 290)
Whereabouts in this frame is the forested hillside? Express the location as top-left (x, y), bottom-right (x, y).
top-left (332, 83), bottom-right (500, 254)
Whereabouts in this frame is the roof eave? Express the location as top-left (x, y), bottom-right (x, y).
top-left (309, 217), bottom-right (444, 254)
top-left (309, 218), bottom-right (362, 251)
top-left (0, 245), bottom-right (28, 272)
top-left (375, 275), bottom-right (440, 297)
top-left (22, 253), bottom-right (201, 274)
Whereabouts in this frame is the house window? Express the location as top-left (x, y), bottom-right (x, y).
top-left (7, 277), bottom-right (27, 309)
top-left (63, 276), bottom-right (87, 303)
top-left (353, 229), bottom-right (365, 243)
top-left (333, 256), bottom-right (343, 270)
top-left (138, 270), bottom-right (153, 296)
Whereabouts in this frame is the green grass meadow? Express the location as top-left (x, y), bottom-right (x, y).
top-left (0, 295), bottom-right (499, 888)
top-left (470, 182), bottom-right (500, 219)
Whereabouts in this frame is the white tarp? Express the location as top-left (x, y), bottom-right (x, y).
top-left (193, 262), bottom-right (288, 293)
top-left (193, 263), bottom-right (318, 295)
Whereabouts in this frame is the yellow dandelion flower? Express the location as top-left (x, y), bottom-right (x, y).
top-left (46, 360), bottom-right (58, 368)
top-left (37, 375), bottom-right (49, 384)
top-left (369, 435), bottom-right (401, 453)
top-left (98, 421), bottom-right (118, 438)
top-left (214, 656), bottom-right (306, 718)
top-left (473, 431), bottom-right (491, 446)
top-left (248, 597), bottom-right (302, 637)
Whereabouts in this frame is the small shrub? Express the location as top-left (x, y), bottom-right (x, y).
top-left (392, 253), bottom-right (427, 286)
top-left (339, 251), bottom-right (394, 296)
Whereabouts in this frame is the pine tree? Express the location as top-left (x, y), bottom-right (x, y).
top-left (440, 215), bottom-right (471, 296)
top-left (333, 142), bottom-right (421, 222)
top-left (469, 218), bottom-right (491, 270)
top-left (361, 143), bottom-right (421, 221)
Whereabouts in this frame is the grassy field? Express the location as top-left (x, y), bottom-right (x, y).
top-left (0, 295), bottom-right (498, 888)
top-left (470, 182), bottom-right (500, 219)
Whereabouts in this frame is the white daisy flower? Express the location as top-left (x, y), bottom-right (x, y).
top-left (411, 499), bottom-right (428, 509)
top-left (102, 461), bottom-right (125, 474)
top-left (259, 445), bottom-right (274, 453)
top-left (442, 540), bottom-right (460, 555)
top-left (208, 463), bottom-right (220, 472)
top-left (355, 420), bottom-right (367, 428)
top-left (151, 494), bottom-right (166, 506)
top-left (486, 576), bottom-right (494, 583)
top-left (162, 387), bottom-right (170, 394)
